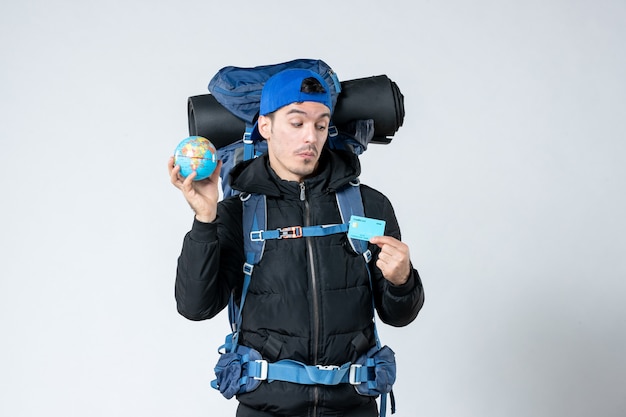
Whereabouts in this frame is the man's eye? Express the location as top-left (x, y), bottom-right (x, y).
top-left (317, 125), bottom-right (327, 131)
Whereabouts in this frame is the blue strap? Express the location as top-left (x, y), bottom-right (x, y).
top-left (228, 194), bottom-right (267, 348)
top-left (336, 182), bottom-right (390, 417)
top-left (336, 181), bottom-right (369, 255)
top-left (251, 223), bottom-right (348, 241)
top-left (242, 125), bottom-right (255, 161)
top-left (246, 360), bottom-right (374, 386)
top-left (329, 70), bottom-right (342, 95)
top-left (241, 193), bottom-right (266, 273)
top-left (381, 394), bottom-right (388, 417)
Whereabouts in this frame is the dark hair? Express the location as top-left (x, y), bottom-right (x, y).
top-left (300, 77), bottom-right (327, 94)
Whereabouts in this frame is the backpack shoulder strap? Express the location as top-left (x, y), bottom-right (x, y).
top-left (227, 192), bottom-right (266, 343)
top-left (336, 180), bottom-right (394, 416)
top-left (241, 192), bottom-right (267, 267)
top-left (336, 180), bottom-right (371, 263)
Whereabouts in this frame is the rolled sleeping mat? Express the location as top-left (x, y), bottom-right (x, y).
top-left (332, 75), bottom-right (404, 145)
top-left (188, 94), bottom-right (246, 150)
top-left (188, 74), bottom-right (405, 149)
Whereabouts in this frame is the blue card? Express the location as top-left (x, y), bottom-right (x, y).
top-left (347, 215), bottom-right (386, 241)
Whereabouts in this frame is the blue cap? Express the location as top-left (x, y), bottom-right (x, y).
top-left (260, 68), bottom-right (333, 115)
top-left (250, 69), bottom-right (333, 141)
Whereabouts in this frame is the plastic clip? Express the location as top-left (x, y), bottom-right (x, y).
top-left (253, 360), bottom-right (268, 381)
top-left (278, 226), bottom-right (303, 239)
top-left (349, 364), bottom-right (362, 385)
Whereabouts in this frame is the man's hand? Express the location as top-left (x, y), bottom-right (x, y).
top-left (369, 235), bottom-right (411, 286)
top-left (168, 157), bottom-right (222, 223)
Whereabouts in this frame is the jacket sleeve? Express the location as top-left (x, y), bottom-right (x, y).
top-left (363, 187), bottom-right (425, 327)
top-left (174, 197), bottom-right (244, 321)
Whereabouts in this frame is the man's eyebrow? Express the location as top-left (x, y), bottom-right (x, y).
top-left (286, 108), bottom-right (331, 119)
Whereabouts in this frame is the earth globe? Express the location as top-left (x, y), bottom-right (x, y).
top-left (174, 136), bottom-right (218, 181)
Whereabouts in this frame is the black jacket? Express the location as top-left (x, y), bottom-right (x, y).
top-left (175, 149), bottom-right (424, 416)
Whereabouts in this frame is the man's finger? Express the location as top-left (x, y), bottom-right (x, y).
top-left (369, 235), bottom-right (402, 248)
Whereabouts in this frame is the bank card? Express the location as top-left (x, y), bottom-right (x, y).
top-left (347, 215), bottom-right (386, 241)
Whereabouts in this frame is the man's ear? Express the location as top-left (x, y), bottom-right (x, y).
top-left (258, 115), bottom-right (271, 140)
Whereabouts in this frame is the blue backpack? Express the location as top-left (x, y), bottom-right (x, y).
top-left (198, 59), bottom-right (399, 416)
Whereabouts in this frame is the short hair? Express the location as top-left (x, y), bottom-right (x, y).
top-left (300, 77), bottom-right (327, 94)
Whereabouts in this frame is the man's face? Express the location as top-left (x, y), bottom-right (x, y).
top-left (258, 101), bottom-right (331, 182)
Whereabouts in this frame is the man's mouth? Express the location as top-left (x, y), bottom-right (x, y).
top-left (296, 148), bottom-right (317, 158)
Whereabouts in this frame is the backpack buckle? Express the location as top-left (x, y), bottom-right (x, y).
top-left (243, 263), bottom-right (254, 276)
top-left (253, 359), bottom-right (268, 381)
top-left (278, 226), bottom-right (303, 239)
top-left (349, 364), bottom-right (362, 385)
top-left (250, 230), bottom-right (265, 241)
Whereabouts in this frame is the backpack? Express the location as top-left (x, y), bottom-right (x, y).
top-left (190, 59), bottom-right (404, 416)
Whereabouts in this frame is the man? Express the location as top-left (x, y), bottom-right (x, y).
top-left (169, 68), bottom-right (424, 417)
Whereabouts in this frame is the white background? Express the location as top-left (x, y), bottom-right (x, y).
top-left (1, 1), bottom-right (625, 416)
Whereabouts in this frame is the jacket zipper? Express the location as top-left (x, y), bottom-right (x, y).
top-left (301, 182), bottom-right (320, 416)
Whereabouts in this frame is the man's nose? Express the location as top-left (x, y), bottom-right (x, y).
top-left (303, 123), bottom-right (319, 143)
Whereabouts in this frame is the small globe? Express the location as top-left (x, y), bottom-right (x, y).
top-left (174, 136), bottom-right (218, 181)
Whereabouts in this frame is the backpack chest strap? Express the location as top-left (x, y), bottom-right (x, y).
top-left (250, 223), bottom-right (348, 241)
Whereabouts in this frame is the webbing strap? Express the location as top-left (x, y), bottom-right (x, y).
top-left (242, 126), bottom-right (255, 161)
top-left (232, 262), bottom-right (252, 349)
top-left (246, 360), bottom-right (373, 386)
top-left (240, 356), bottom-right (393, 417)
top-left (229, 194), bottom-right (266, 345)
top-left (336, 181), bottom-right (368, 255)
top-left (336, 184), bottom-right (383, 350)
top-left (251, 223), bottom-right (348, 241)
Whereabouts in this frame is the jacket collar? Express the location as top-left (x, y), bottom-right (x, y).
top-left (230, 148), bottom-right (361, 198)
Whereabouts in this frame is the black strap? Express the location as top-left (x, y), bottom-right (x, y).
top-left (262, 334), bottom-right (283, 362)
